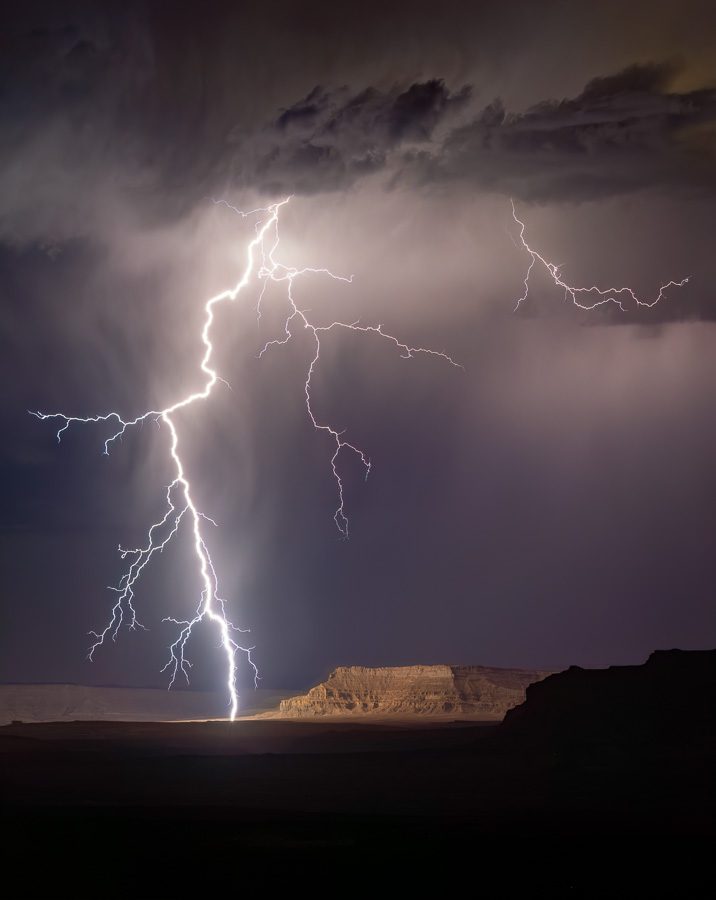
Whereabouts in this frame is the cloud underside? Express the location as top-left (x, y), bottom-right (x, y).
top-left (1, 25), bottom-right (715, 251)
top-left (250, 63), bottom-right (716, 201)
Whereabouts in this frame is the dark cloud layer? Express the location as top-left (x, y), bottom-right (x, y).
top-left (247, 62), bottom-right (716, 201)
top-left (245, 80), bottom-right (471, 194)
top-left (1, 1), bottom-right (715, 249)
top-left (405, 62), bottom-right (716, 201)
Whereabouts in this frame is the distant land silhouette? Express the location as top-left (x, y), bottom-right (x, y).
top-left (2, 649), bottom-right (713, 895)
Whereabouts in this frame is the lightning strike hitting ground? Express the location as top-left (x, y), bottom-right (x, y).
top-left (510, 200), bottom-right (689, 312)
top-left (31, 198), bottom-right (460, 719)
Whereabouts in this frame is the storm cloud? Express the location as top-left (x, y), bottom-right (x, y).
top-left (240, 80), bottom-right (471, 194)
top-left (2, 4), bottom-right (715, 251)
top-left (404, 62), bottom-right (716, 201)
top-left (245, 62), bottom-right (716, 201)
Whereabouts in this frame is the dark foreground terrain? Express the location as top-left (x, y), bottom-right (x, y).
top-left (2, 650), bottom-right (713, 897)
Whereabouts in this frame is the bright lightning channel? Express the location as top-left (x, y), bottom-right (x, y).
top-left (31, 198), bottom-right (460, 720)
top-left (510, 200), bottom-right (689, 312)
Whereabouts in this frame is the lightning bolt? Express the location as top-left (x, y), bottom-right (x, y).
top-left (510, 200), bottom-right (689, 312)
top-left (31, 197), bottom-right (460, 720)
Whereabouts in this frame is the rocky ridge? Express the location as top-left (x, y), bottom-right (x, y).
top-left (503, 648), bottom-right (716, 742)
top-left (277, 664), bottom-right (552, 719)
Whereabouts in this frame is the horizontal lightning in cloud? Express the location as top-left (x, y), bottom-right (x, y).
top-left (511, 200), bottom-right (689, 313)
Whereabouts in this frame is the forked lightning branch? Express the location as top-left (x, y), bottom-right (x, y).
top-left (31, 198), bottom-right (460, 719)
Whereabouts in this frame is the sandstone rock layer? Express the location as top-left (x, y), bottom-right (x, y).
top-left (278, 664), bottom-right (552, 719)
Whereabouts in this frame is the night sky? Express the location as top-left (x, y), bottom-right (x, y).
top-left (2, 0), bottom-right (715, 696)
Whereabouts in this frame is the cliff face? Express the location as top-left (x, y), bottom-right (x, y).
top-left (278, 665), bottom-right (552, 719)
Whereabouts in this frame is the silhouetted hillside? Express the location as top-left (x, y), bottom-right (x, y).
top-left (503, 648), bottom-right (716, 745)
